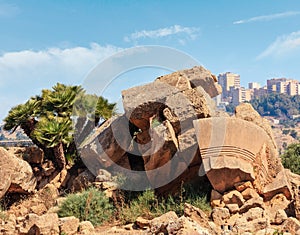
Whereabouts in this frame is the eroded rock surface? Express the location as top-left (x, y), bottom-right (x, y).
top-left (0, 147), bottom-right (36, 198)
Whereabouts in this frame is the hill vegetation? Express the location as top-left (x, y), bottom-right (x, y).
top-left (250, 93), bottom-right (300, 119)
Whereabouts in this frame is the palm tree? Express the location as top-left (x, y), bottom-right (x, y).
top-left (95, 96), bottom-right (116, 126)
top-left (4, 97), bottom-right (41, 135)
top-left (33, 117), bottom-right (73, 169)
top-left (73, 94), bottom-right (116, 145)
top-left (4, 82), bottom-right (116, 171)
top-left (42, 83), bottom-right (84, 118)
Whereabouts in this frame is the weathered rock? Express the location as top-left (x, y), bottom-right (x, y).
top-left (70, 169), bottom-right (95, 192)
top-left (239, 197), bottom-right (264, 213)
top-left (211, 199), bottom-right (225, 208)
top-left (95, 169), bottom-right (112, 182)
top-left (59, 216), bottom-right (79, 235)
top-left (0, 147), bottom-right (36, 198)
top-left (183, 203), bottom-right (213, 232)
top-left (155, 69), bottom-right (192, 92)
top-left (222, 190), bottom-right (245, 207)
top-left (235, 103), bottom-right (277, 151)
top-left (256, 229), bottom-right (278, 235)
top-left (226, 203), bottom-right (239, 214)
top-left (135, 216), bottom-right (151, 229)
top-left (265, 193), bottom-right (291, 224)
top-left (211, 189), bottom-right (225, 208)
top-left (141, 122), bottom-right (178, 188)
top-left (122, 81), bottom-right (178, 130)
top-left (274, 209), bottom-right (288, 225)
top-left (234, 181), bottom-right (253, 192)
top-left (241, 187), bottom-right (260, 200)
top-left (156, 66), bottom-right (221, 98)
top-left (79, 115), bottom-right (132, 173)
top-left (233, 216), bottom-right (269, 234)
top-left (22, 146), bottom-right (44, 164)
top-left (242, 207), bottom-right (264, 221)
top-left (50, 168), bottom-right (69, 189)
top-left (172, 216), bottom-right (212, 235)
top-left (282, 217), bottom-right (300, 234)
top-left (211, 189), bottom-right (222, 201)
top-left (211, 207), bottom-right (230, 225)
top-left (150, 211), bottom-right (178, 234)
top-left (0, 213), bottom-right (17, 235)
top-left (286, 170), bottom-right (300, 220)
top-left (193, 117), bottom-right (291, 199)
top-left (78, 221), bottom-right (95, 235)
top-left (19, 213), bottom-right (59, 235)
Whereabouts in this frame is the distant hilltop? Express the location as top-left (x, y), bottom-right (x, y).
top-left (0, 124), bottom-right (29, 141)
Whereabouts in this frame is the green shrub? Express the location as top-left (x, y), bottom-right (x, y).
top-left (281, 143), bottom-right (300, 174)
top-left (58, 188), bottom-right (114, 226)
top-left (0, 206), bottom-right (8, 221)
top-left (119, 184), bottom-right (211, 224)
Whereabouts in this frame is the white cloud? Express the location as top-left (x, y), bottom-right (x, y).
top-left (257, 31), bottom-right (300, 60)
top-left (0, 43), bottom-right (121, 120)
top-left (0, 3), bottom-right (20, 17)
top-left (233, 11), bottom-right (300, 24)
top-left (124, 25), bottom-right (200, 43)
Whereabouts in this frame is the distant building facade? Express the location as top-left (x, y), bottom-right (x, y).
top-left (218, 72), bottom-right (240, 100)
top-left (231, 87), bottom-right (252, 106)
top-left (248, 82), bottom-right (261, 90)
top-left (217, 73), bottom-right (299, 107)
top-left (267, 78), bottom-right (300, 96)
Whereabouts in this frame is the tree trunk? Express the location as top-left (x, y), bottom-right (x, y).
top-left (53, 142), bottom-right (66, 170)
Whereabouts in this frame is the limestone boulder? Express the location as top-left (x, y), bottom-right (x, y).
top-left (239, 197), bottom-right (264, 213)
top-left (59, 216), bottom-right (79, 235)
top-left (69, 169), bottom-right (95, 192)
top-left (169, 216), bottom-right (212, 235)
top-left (0, 147), bottom-right (36, 198)
top-left (18, 213), bottom-right (59, 235)
top-left (233, 216), bottom-right (269, 234)
top-left (122, 81), bottom-right (179, 130)
top-left (222, 190), bottom-right (245, 207)
top-left (8, 183), bottom-right (58, 217)
top-left (193, 117), bottom-right (291, 199)
top-left (22, 146), bottom-right (44, 164)
top-left (235, 103), bottom-right (277, 151)
top-left (183, 203), bottom-right (214, 232)
top-left (286, 170), bottom-right (300, 220)
top-left (135, 217), bottom-right (151, 229)
top-left (156, 66), bottom-right (222, 98)
top-left (141, 122), bottom-right (178, 188)
top-left (234, 181), bottom-right (253, 192)
top-left (79, 115), bottom-right (132, 174)
top-left (150, 211), bottom-right (178, 234)
top-left (274, 209), bottom-right (288, 225)
top-left (282, 217), bottom-right (300, 234)
top-left (241, 188), bottom-right (260, 200)
top-left (78, 221), bottom-right (95, 235)
top-left (211, 207), bottom-right (230, 225)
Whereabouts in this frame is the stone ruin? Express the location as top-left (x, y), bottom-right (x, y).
top-left (77, 66), bottom-right (300, 232)
top-left (1, 65), bottom-right (300, 234)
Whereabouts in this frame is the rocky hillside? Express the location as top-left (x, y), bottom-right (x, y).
top-left (1, 66), bottom-right (300, 234)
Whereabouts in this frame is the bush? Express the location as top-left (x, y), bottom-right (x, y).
top-left (0, 206), bottom-right (7, 221)
top-left (119, 183), bottom-right (211, 224)
top-left (58, 188), bottom-right (114, 226)
top-left (281, 143), bottom-right (300, 175)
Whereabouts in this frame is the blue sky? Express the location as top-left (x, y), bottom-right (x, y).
top-left (1, 0), bottom-right (300, 120)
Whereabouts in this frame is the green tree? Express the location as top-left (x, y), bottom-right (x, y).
top-left (3, 83), bottom-right (116, 170)
top-left (281, 143), bottom-right (300, 174)
top-left (33, 117), bottom-right (73, 169)
top-left (290, 130), bottom-right (298, 139)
